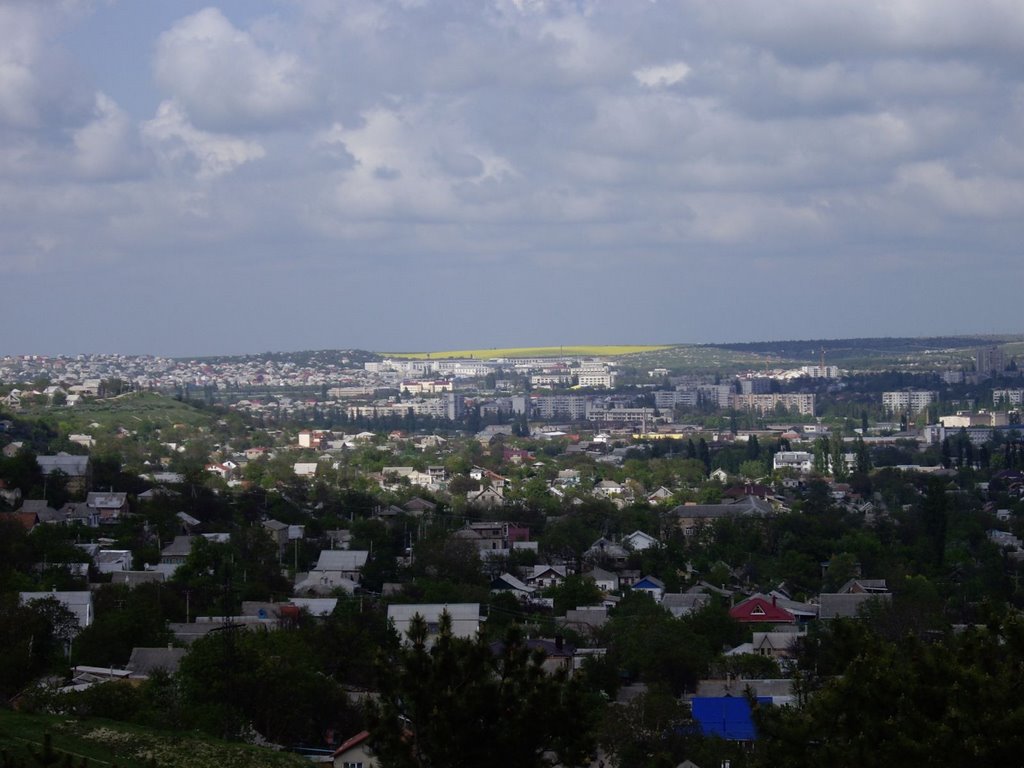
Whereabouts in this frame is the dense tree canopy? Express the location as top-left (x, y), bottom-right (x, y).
top-left (369, 613), bottom-right (600, 768)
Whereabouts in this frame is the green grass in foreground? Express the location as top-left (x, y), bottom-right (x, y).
top-left (383, 344), bottom-right (673, 360)
top-left (0, 710), bottom-right (308, 768)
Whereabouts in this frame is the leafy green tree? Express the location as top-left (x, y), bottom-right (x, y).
top-left (369, 613), bottom-right (599, 768)
top-left (604, 593), bottom-right (709, 695)
top-left (177, 623), bottom-right (359, 743)
top-left (547, 574), bottom-right (604, 615)
top-left (755, 615), bottom-right (1024, 768)
top-left (71, 584), bottom-right (174, 668)
top-left (0, 595), bottom-right (70, 697)
top-left (739, 459), bottom-right (767, 480)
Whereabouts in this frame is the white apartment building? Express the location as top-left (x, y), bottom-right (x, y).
top-left (531, 374), bottom-right (573, 387)
top-left (577, 371), bottom-right (616, 388)
top-left (654, 389), bottom-right (700, 410)
top-left (993, 389), bottom-right (1024, 407)
top-left (773, 451), bottom-right (815, 474)
top-left (800, 365), bottom-right (841, 379)
top-left (532, 394), bottom-right (589, 420)
top-left (882, 391), bottom-right (937, 414)
top-left (729, 393), bottom-right (816, 417)
top-left (699, 384), bottom-right (734, 408)
top-left (585, 404), bottom-right (658, 424)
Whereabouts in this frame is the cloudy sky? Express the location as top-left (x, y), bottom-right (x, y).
top-left (2, 0), bottom-right (1024, 356)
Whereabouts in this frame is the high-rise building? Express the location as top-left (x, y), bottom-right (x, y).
top-left (976, 346), bottom-right (1006, 376)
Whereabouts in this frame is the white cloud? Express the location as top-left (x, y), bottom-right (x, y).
top-left (0, 3), bottom-right (89, 129)
top-left (72, 92), bottom-right (140, 179)
top-left (141, 100), bottom-right (265, 180)
top-left (154, 7), bottom-right (314, 129)
top-left (634, 61), bottom-right (691, 89)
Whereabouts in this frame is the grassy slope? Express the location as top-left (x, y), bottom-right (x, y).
top-left (16, 392), bottom-right (216, 434)
top-left (0, 710), bottom-right (309, 768)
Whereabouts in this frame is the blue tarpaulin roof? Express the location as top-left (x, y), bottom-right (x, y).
top-left (691, 696), bottom-right (771, 740)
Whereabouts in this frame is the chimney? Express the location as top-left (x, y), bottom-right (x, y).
top-left (772, 595), bottom-right (777, 606)
top-left (555, 635), bottom-right (563, 651)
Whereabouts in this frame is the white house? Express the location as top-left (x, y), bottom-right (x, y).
top-left (623, 530), bottom-right (659, 551)
top-left (387, 603), bottom-right (481, 646)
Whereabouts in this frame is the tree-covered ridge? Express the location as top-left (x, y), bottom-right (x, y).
top-left (180, 349), bottom-right (381, 366)
top-left (708, 334), bottom-right (1024, 365)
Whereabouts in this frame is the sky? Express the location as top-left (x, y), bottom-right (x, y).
top-left (2, 0), bottom-right (1024, 357)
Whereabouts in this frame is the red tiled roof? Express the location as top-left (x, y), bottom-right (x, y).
top-left (729, 594), bottom-right (795, 623)
top-left (333, 730), bottom-right (370, 757)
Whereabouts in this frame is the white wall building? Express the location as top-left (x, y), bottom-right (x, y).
top-left (882, 390), bottom-right (937, 414)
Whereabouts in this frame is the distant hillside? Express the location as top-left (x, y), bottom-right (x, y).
top-left (181, 349), bottom-right (381, 367)
top-left (382, 345), bottom-right (673, 360)
top-left (709, 335), bottom-right (1024, 370)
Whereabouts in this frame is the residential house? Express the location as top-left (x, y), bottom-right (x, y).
top-left (403, 497), bottom-right (437, 517)
top-left (466, 486), bottom-right (505, 509)
top-left (661, 592), bottom-right (710, 618)
top-left (469, 467), bottom-right (508, 488)
top-left (583, 567), bottom-right (619, 593)
top-left (728, 630), bottom-right (804, 661)
top-left (262, 519), bottom-right (290, 556)
top-left (593, 479), bottom-right (625, 498)
top-left (767, 590), bottom-right (818, 624)
top-left (632, 575), bottom-right (665, 602)
top-left (558, 606), bottom-right (609, 636)
top-left (387, 603), bottom-right (482, 646)
top-left (126, 647), bottom-right (187, 679)
top-left (294, 550), bottom-right (368, 595)
top-left (95, 549), bottom-right (133, 574)
top-left (86, 492), bottom-right (129, 524)
top-left (453, 521), bottom-right (529, 558)
top-left (527, 565), bottom-right (567, 589)
top-left (490, 573), bottom-right (536, 601)
top-left (555, 469), bottom-right (581, 488)
top-left (818, 591), bottom-right (891, 619)
top-left (6, 509), bottom-right (38, 532)
top-left (62, 501), bottom-right (97, 527)
top-left (158, 536), bottom-right (196, 576)
top-left (489, 636), bottom-right (575, 676)
top-left (818, 580), bottom-right (891, 620)
top-left (729, 594), bottom-right (797, 626)
top-left (690, 697), bottom-right (771, 741)
top-left (646, 486), bottom-right (674, 504)
top-left (723, 483), bottom-right (773, 501)
top-left (623, 530), bottom-right (659, 551)
top-left (709, 468), bottom-right (729, 483)
top-left (36, 454), bottom-right (90, 493)
top-left (19, 590), bottom-right (93, 632)
top-left (333, 731), bottom-right (378, 768)
top-left (671, 496), bottom-right (773, 538)
top-left (584, 537), bottom-right (629, 568)
top-left (19, 500), bottom-right (65, 525)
